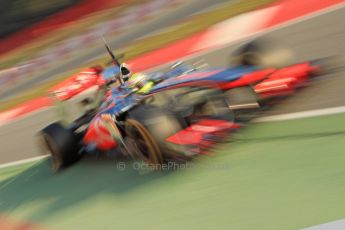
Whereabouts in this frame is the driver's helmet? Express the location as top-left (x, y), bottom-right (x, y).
top-left (127, 73), bottom-right (148, 90)
top-left (119, 63), bottom-right (132, 82)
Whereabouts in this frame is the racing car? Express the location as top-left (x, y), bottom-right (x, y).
top-left (41, 84), bottom-right (237, 171)
top-left (39, 40), bottom-right (327, 171)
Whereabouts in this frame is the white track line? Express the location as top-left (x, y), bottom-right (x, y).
top-left (0, 155), bottom-right (48, 170)
top-left (253, 106), bottom-right (345, 122)
top-left (303, 218), bottom-right (345, 230)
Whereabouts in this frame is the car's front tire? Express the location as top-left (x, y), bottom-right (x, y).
top-left (127, 106), bottom-right (185, 163)
top-left (125, 119), bottom-right (164, 165)
top-left (40, 123), bottom-right (81, 171)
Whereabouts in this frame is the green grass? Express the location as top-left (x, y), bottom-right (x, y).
top-left (0, 0), bottom-right (277, 112)
top-left (1, 113), bottom-right (345, 229)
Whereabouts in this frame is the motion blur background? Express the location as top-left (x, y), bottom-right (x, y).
top-left (0, 0), bottom-right (80, 38)
top-left (0, 0), bottom-right (345, 229)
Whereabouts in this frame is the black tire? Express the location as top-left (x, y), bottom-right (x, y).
top-left (127, 106), bottom-right (184, 162)
top-left (125, 119), bottom-right (164, 165)
top-left (230, 39), bottom-right (294, 68)
top-left (225, 86), bottom-right (261, 121)
top-left (40, 123), bottom-right (80, 171)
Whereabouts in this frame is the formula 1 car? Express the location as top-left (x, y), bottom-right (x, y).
top-left (39, 40), bottom-right (326, 171)
top-left (40, 84), bottom-right (237, 171)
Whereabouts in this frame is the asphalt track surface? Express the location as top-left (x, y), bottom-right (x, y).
top-left (0, 6), bottom-right (345, 165)
top-left (0, 0), bottom-right (231, 101)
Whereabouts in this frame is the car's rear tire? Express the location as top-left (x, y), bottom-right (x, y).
top-left (231, 39), bottom-right (294, 68)
top-left (40, 123), bottom-right (80, 171)
top-left (225, 86), bottom-right (261, 121)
